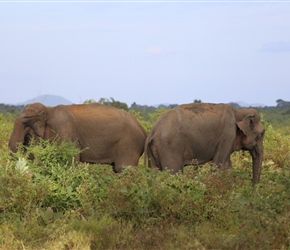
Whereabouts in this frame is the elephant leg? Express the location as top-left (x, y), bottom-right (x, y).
top-left (212, 140), bottom-right (233, 170)
top-left (159, 152), bottom-right (184, 174)
top-left (112, 163), bottom-right (122, 173)
top-left (113, 152), bottom-right (140, 173)
top-left (148, 139), bottom-right (184, 174)
top-left (74, 154), bottom-right (81, 164)
top-left (214, 158), bottom-right (232, 170)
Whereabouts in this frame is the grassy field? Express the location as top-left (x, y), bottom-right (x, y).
top-left (0, 112), bottom-right (289, 250)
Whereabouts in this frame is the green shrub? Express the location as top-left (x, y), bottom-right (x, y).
top-left (0, 114), bottom-right (14, 164)
top-left (0, 160), bottom-right (47, 218)
top-left (76, 164), bottom-right (115, 216)
top-left (129, 110), bottom-right (151, 133)
top-left (22, 139), bottom-right (82, 170)
top-left (263, 121), bottom-right (290, 168)
top-left (149, 107), bottom-right (168, 123)
top-left (2, 139), bottom-right (88, 213)
top-left (233, 166), bottom-right (290, 249)
top-left (0, 110), bottom-right (290, 249)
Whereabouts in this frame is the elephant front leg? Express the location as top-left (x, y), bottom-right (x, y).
top-left (212, 139), bottom-right (234, 170)
top-left (212, 150), bottom-right (232, 170)
top-left (218, 159), bottom-right (232, 170)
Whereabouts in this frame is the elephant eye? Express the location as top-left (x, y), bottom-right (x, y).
top-left (260, 130), bottom-right (265, 137)
top-left (256, 132), bottom-right (264, 140)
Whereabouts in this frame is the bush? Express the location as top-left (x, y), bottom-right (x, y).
top-left (0, 111), bottom-right (290, 249)
top-left (0, 114), bottom-right (15, 164)
top-left (263, 121), bottom-right (290, 168)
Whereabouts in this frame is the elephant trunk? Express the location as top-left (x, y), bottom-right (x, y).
top-left (250, 140), bottom-right (263, 185)
top-left (8, 137), bottom-right (18, 153)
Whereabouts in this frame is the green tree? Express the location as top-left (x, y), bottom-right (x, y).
top-left (83, 98), bottom-right (129, 111)
top-left (98, 97), bottom-right (129, 111)
top-left (83, 99), bottom-right (97, 104)
top-left (276, 99), bottom-right (290, 108)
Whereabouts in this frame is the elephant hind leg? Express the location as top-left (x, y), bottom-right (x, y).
top-left (113, 152), bottom-right (141, 173)
top-left (157, 150), bottom-right (184, 174)
top-left (147, 139), bottom-right (162, 170)
top-left (148, 139), bottom-right (184, 174)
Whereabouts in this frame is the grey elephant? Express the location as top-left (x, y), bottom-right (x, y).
top-left (9, 102), bottom-right (147, 173)
top-left (144, 103), bottom-right (265, 185)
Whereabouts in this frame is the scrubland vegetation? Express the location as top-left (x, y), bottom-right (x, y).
top-left (0, 102), bottom-right (290, 249)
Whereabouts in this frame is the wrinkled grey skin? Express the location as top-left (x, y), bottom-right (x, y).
top-left (144, 103), bottom-right (265, 185)
top-left (9, 102), bottom-right (147, 173)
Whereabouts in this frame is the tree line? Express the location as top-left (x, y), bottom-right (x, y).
top-left (1, 98), bottom-right (290, 121)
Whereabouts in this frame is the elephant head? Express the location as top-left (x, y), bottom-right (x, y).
top-left (235, 109), bottom-right (265, 185)
top-left (9, 103), bottom-right (47, 153)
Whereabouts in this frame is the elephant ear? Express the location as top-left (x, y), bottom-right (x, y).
top-left (22, 109), bottom-right (46, 138)
top-left (236, 114), bottom-right (255, 136)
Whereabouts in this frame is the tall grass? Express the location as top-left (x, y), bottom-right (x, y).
top-left (0, 113), bottom-right (289, 249)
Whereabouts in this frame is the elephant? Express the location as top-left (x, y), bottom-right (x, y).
top-left (144, 103), bottom-right (265, 185)
top-left (9, 102), bottom-right (147, 173)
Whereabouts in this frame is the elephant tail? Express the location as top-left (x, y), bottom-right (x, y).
top-left (143, 138), bottom-right (150, 168)
top-left (144, 138), bottom-right (160, 170)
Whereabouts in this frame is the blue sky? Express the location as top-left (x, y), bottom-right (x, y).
top-left (1, 1), bottom-right (290, 107)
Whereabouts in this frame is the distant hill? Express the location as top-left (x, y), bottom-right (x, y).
top-left (18, 94), bottom-right (72, 107)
